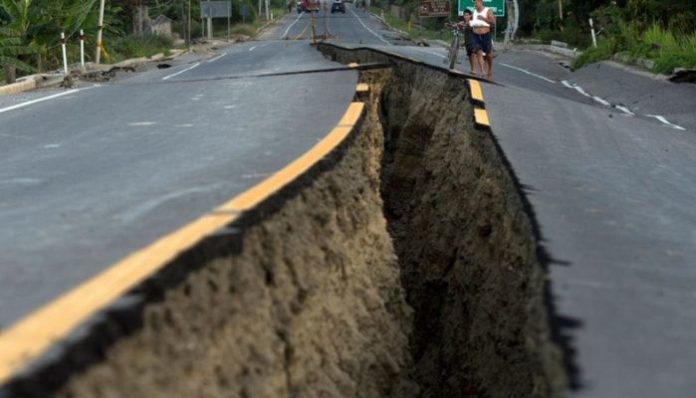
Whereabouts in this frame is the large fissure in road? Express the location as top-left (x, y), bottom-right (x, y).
top-left (364, 63), bottom-right (565, 397)
top-left (5, 48), bottom-right (564, 398)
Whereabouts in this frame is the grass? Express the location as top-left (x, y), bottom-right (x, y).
top-left (230, 24), bottom-right (260, 37)
top-left (105, 34), bottom-right (174, 63)
top-left (369, 6), bottom-right (449, 42)
top-left (573, 23), bottom-right (696, 73)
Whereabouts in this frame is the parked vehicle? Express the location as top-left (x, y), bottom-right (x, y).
top-left (299, 0), bottom-right (321, 12)
top-left (331, 0), bottom-right (345, 13)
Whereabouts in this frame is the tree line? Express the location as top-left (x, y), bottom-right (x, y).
top-left (0, 0), bottom-right (278, 75)
top-left (517, 0), bottom-right (695, 47)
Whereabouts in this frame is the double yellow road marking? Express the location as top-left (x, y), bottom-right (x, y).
top-left (0, 100), bottom-right (366, 386)
top-left (468, 79), bottom-right (490, 128)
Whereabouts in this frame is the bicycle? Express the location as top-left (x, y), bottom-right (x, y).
top-left (444, 22), bottom-right (464, 70)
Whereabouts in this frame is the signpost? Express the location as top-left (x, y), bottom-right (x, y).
top-left (240, 4), bottom-right (249, 24)
top-left (458, 0), bottom-right (505, 16)
top-left (200, 1), bottom-right (232, 39)
top-left (418, 0), bottom-right (451, 17)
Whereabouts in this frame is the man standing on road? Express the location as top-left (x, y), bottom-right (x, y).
top-left (470, 0), bottom-right (495, 79)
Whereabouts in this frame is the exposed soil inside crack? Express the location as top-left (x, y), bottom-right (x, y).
top-left (379, 63), bottom-right (564, 397)
top-left (4, 45), bottom-right (566, 398)
top-left (321, 45), bottom-right (567, 397)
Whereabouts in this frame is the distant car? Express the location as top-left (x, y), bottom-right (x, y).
top-left (331, 0), bottom-right (345, 13)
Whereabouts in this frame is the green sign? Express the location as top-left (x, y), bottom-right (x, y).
top-left (458, 0), bottom-right (505, 17)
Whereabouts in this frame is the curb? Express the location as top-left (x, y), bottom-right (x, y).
top-left (0, 78), bottom-right (37, 96)
top-left (0, 49), bottom-right (188, 97)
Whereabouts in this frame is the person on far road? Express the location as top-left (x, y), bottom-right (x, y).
top-left (470, 0), bottom-right (495, 79)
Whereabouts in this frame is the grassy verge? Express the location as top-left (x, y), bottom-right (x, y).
top-left (103, 34), bottom-right (174, 63)
top-left (573, 23), bottom-right (696, 74)
top-left (369, 6), bottom-right (449, 42)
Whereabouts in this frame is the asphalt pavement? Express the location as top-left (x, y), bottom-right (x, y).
top-left (0, 40), bottom-right (358, 328)
top-left (371, 29), bottom-right (696, 397)
top-left (2, 4), bottom-right (696, 396)
top-left (302, 11), bottom-right (696, 394)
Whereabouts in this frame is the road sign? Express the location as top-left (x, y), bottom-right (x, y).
top-left (200, 1), bottom-right (232, 18)
top-left (458, 0), bottom-right (504, 17)
top-left (418, 0), bottom-right (451, 18)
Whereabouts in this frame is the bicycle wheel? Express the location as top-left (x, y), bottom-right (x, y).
top-left (449, 34), bottom-right (459, 69)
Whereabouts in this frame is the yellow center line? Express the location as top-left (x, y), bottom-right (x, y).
top-left (218, 102), bottom-right (364, 212)
top-left (0, 101), bottom-right (366, 386)
top-left (294, 24), bottom-right (309, 40)
top-left (468, 79), bottom-right (485, 103)
top-left (356, 83), bottom-right (370, 93)
top-left (0, 213), bottom-right (236, 384)
top-left (474, 107), bottom-right (490, 127)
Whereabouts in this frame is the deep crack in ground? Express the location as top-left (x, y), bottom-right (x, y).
top-left (3, 45), bottom-right (567, 398)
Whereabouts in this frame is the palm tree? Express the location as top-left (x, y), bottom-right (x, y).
top-left (0, 26), bottom-right (35, 75)
top-left (1, 0), bottom-right (98, 71)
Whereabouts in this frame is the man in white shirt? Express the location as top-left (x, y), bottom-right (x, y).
top-left (470, 0), bottom-right (495, 79)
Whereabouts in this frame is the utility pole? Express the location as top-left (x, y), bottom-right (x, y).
top-left (187, 0), bottom-right (192, 51)
top-left (558, 0), bottom-right (563, 21)
top-left (558, 0), bottom-right (564, 31)
top-left (511, 0), bottom-right (519, 41)
top-left (96, 0), bottom-right (106, 64)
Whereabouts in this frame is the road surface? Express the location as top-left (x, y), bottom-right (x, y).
top-left (0, 40), bottom-right (358, 328)
top-left (2, 4), bottom-right (696, 396)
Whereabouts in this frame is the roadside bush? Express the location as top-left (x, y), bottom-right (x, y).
top-left (637, 24), bottom-right (696, 73)
top-left (230, 24), bottom-right (257, 37)
top-left (107, 34), bottom-right (173, 62)
top-left (572, 36), bottom-right (617, 69)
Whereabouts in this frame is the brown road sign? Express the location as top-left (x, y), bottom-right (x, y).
top-left (418, 0), bottom-right (451, 17)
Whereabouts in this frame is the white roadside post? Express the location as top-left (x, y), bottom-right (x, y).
top-left (589, 18), bottom-right (597, 47)
top-left (79, 29), bottom-right (85, 69)
top-left (96, 0), bottom-right (106, 64)
top-left (60, 32), bottom-right (69, 75)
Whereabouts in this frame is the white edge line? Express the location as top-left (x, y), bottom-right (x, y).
top-left (592, 96), bottom-right (611, 107)
top-left (347, 7), bottom-right (391, 46)
top-left (282, 13), bottom-right (304, 39)
top-left (615, 105), bottom-right (635, 116)
top-left (499, 63), bottom-right (555, 83)
top-left (573, 85), bottom-right (591, 97)
top-left (162, 62), bottom-right (201, 81)
top-left (561, 80), bottom-right (574, 89)
top-left (646, 114), bottom-right (686, 131)
top-left (207, 53), bottom-right (226, 63)
top-left (0, 86), bottom-right (99, 114)
top-left (248, 46), bottom-right (256, 52)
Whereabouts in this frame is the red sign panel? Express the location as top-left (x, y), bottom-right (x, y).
top-left (418, 0), bottom-right (451, 17)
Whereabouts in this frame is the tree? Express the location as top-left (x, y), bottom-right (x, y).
top-left (0, 26), bottom-right (34, 73)
top-left (1, 0), bottom-right (100, 70)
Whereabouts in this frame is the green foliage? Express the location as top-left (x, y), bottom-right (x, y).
top-left (647, 25), bottom-right (696, 73)
top-left (572, 20), bottom-right (696, 73)
top-left (0, 26), bottom-right (34, 72)
top-left (653, 51), bottom-right (696, 74)
top-left (230, 24), bottom-right (257, 37)
top-left (572, 36), bottom-right (618, 69)
top-left (0, 0), bottom-right (112, 70)
top-left (107, 33), bottom-right (172, 61)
